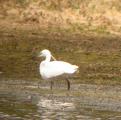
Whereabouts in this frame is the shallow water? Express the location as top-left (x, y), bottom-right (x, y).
top-left (0, 80), bottom-right (121, 120)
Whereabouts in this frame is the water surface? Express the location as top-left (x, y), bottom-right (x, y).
top-left (0, 80), bottom-right (121, 120)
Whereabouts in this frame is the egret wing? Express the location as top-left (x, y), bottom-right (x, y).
top-left (43, 61), bottom-right (78, 79)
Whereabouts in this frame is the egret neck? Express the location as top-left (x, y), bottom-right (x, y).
top-left (45, 54), bottom-right (51, 62)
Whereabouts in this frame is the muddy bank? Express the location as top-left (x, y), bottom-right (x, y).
top-left (0, 23), bottom-right (121, 85)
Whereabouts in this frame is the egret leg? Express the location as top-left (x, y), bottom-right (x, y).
top-left (38, 81), bottom-right (41, 88)
top-left (66, 79), bottom-right (70, 90)
top-left (50, 81), bottom-right (54, 90)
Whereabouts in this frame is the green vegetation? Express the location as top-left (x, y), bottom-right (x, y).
top-left (0, 24), bottom-right (121, 85)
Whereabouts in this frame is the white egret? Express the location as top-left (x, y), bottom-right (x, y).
top-left (38, 49), bottom-right (79, 90)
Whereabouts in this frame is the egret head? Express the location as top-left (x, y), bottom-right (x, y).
top-left (39, 49), bottom-right (56, 60)
top-left (39, 49), bottom-right (51, 57)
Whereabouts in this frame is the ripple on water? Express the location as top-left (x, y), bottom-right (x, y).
top-left (37, 98), bottom-right (75, 110)
top-left (0, 85), bottom-right (121, 120)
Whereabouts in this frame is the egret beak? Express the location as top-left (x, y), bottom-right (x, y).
top-left (51, 55), bottom-right (56, 61)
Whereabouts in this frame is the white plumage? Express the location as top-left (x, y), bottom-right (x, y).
top-left (39, 49), bottom-right (78, 90)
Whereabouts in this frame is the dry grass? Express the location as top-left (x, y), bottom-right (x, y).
top-left (0, 0), bottom-right (121, 34)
